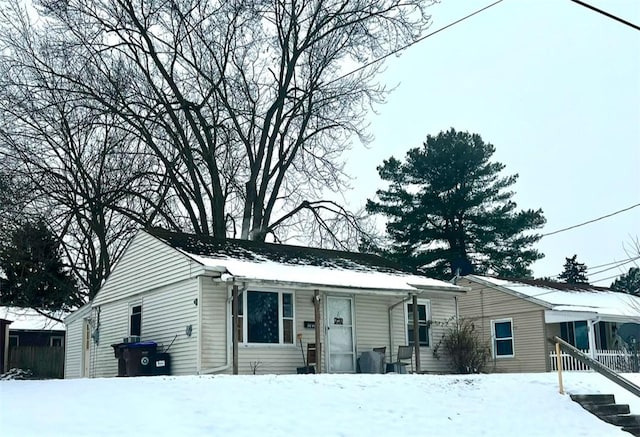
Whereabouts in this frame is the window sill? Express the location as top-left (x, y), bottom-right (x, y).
top-left (240, 343), bottom-right (298, 348)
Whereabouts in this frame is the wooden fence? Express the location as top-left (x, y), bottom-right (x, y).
top-left (8, 346), bottom-right (64, 379)
top-left (549, 349), bottom-right (638, 373)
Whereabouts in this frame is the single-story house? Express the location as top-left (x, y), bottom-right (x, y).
top-left (456, 275), bottom-right (640, 373)
top-left (65, 228), bottom-right (465, 377)
top-left (0, 306), bottom-right (67, 377)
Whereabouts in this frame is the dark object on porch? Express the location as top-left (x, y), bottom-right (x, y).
top-left (296, 335), bottom-right (315, 374)
top-left (386, 345), bottom-right (413, 373)
top-left (357, 350), bottom-right (386, 374)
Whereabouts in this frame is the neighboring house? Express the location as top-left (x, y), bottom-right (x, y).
top-left (0, 306), bottom-right (66, 378)
top-left (65, 228), bottom-right (465, 377)
top-left (457, 275), bottom-right (640, 373)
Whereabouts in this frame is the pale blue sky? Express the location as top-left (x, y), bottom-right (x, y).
top-left (345, 0), bottom-right (640, 283)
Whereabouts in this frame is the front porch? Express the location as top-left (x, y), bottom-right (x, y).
top-left (549, 348), bottom-right (639, 372)
top-left (545, 310), bottom-right (640, 372)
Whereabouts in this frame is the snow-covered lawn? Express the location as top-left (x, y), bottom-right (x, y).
top-left (2, 372), bottom-right (639, 437)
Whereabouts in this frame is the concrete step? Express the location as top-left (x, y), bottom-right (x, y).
top-left (602, 415), bottom-right (640, 427)
top-left (571, 394), bottom-right (616, 405)
top-left (586, 403), bottom-right (631, 416)
top-left (622, 426), bottom-right (640, 437)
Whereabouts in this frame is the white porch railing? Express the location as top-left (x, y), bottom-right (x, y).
top-left (549, 349), bottom-right (638, 372)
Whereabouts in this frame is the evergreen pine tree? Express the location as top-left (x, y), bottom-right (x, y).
top-left (0, 220), bottom-right (80, 311)
top-left (611, 267), bottom-right (640, 295)
top-left (366, 128), bottom-right (546, 279)
top-left (558, 254), bottom-right (589, 284)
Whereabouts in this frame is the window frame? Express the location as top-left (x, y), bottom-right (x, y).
top-left (405, 299), bottom-right (431, 348)
top-left (560, 321), bottom-right (589, 350)
top-left (9, 335), bottom-right (19, 347)
top-left (491, 318), bottom-right (515, 358)
top-left (50, 335), bottom-right (64, 347)
top-left (236, 289), bottom-right (296, 346)
top-left (129, 302), bottom-right (142, 337)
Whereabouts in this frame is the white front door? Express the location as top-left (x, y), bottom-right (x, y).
top-left (82, 319), bottom-right (91, 377)
top-left (326, 296), bottom-right (355, 373)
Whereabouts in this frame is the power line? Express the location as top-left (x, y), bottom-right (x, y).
top-left (547, 255), bottom-right (640, 279)
top-left (588, 256), bottom-right (640, 278)
top-left (588, 256), bottom-right (640, 271)
top-left (568, 0), bottom-right (640, 31)
top-left (328, 0), bottom-right (505, 85)
top-left (541, 203), bottom-right (640, 238)
top-left (591, 273), bottom-right (625, 284)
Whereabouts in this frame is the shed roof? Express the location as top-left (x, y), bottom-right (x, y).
top-left (466, 275), bottom-right (640, 319)
top-left (148, 228), bottom-right (461, 293)
top-left (0, 306), bottom-right (66, 331)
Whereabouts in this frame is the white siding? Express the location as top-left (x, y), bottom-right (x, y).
top-left (64, 305), bottom-right (92, 379)
top-left (90, 278), bottom-right (199, 377)
top-left (64, 318), bottom-right (83, 379)
top-left (200, 279), bottom-right (228, 371)
top-left (91, 300), bottom-right (129, 378)
top-left (93, 231), bottom-right (197, 306)
top-left (198, 283), bottom-right (460, 375)
top-left (387, 295), bottom-right (459, 373)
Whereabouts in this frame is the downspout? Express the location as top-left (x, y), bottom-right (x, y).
top-left (388, 294), bottom-right (413, 362)
top-left (412, 294), bottom-right (420, 373)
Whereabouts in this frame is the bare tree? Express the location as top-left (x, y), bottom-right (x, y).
top-left (1, 0), bottom-right (434, 241)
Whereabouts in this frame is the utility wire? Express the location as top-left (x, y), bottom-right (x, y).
top-left (546, 255), bottom-right (640, 279)
top-left (588, 255), bottom-right (640, 271)
top-left (591, 273), bottom-right (625, 284)
top-left (569, 0), bottom-right (640, 31)
top-left (588, 257), bottom-right (639, 278)
top-left (541, 203), bottom-right (640, 238)
top-left (328, 0), bottom-right (504, 85)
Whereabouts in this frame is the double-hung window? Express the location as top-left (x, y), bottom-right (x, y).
top-left (406, 300), bottom-right (430, 347)
top-left (237, 290), bottom-right (294, 345)
top-left (492, 318), bottom-right (514, 358)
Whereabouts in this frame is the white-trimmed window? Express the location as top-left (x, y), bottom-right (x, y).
top-left (50, 336), bottom-right (64, 347)
top-left (130, 304), bottom-right (142, 336)
top-left (406, 300), bottom-right (430, 347)
top-left (236, 290), bottom-right (294, 345)
top-left (492, 318), bottom-right (514, 358)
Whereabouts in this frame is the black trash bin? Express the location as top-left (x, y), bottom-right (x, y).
top-left (111, 343), bottom-right (128, 377)
top-left (122, 341), bottom-right (157, 377)
top-left (151, 352), bottom-right (172, 376)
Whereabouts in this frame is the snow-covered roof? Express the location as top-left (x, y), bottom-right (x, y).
top-left (148, 228), bottom-right (462, 294)
top-left (0, 306), bottom-right (66, 331)
top-left (467, 275), bottom-right (640, 319)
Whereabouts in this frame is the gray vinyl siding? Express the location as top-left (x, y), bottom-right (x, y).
top-left (457, 278), bottom-right (548, 373)
top-left (91, 300), bottom-right (129, 377)
top-left (90, 279), bottom-right (199, 377)
top-left (93, 231), bottom-right (197, 306)
top-left (200, 279), bottom-right (228, 371)
top-left (198, 284), bottom-right (459, 375)
top-left (64, 317), bottom-right (83, 379)
top-left (64, 305), bottom-right (92, 379)
top-left (141, 279), bottom-right (199, 375)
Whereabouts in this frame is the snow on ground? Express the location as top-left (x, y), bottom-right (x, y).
top-left (1, 372), bottom-right (639, 437)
